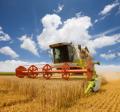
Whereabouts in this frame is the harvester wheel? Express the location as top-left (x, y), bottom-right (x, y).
top-left (16, 66), bottom-right (27, 78)
top-left (42, 64), bottom-right (52, 79)
top-left (61, 63), bottom-right (70, 80)
top-left (28, 65), bottom-right (38, 78)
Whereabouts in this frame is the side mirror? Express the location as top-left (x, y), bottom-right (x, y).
top-left (94, 61), bottom-right (100, 65)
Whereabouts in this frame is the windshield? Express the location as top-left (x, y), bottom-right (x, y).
top-left (53, 45), bottom-right (73, 63)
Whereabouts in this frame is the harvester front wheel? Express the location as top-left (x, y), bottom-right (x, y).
top-left (42, 64), bottom-right (52, 79)
top-left (28, 65), bottom-right (38, 78)
top-left (16, 66), bottom-right (27, 78)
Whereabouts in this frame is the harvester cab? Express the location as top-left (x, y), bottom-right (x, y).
top-left (50, 43), bottom-right (75, 63)
top-left (16, 42), bottom-right (101, 94)
top-left (50, 43), bottom-right (91, 69)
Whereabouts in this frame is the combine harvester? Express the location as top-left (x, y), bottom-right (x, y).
top-left (16, 43), bottom-right (101, 94)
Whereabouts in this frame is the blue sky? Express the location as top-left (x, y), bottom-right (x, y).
top-left (0, 0), bottom-right (120, 71)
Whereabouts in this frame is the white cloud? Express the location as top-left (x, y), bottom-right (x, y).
top-left (92, 27), bottom-right (120, 38)
top-left (37, 14), bottom-right (120, 54)
top-left (0, 26), bottom-right (11, 41)
top-left (96, 64), bottom-right (120, 73)
top-left (118, 52), bottom-right (120, 56)
top-left (96, 64), bottom-right (120, 81)
top-left (41, 14), bottom-right (62, 29)
top-left (0, 60), bottom-right (28, 72)
top-left (0, 60), bottom-right (47, 72)
top-left (87, 34), bottom-right (120, 54)
top-left (38, 14), bottom-right (92, 50)
top-left (75, 12), bottom-right (84, 17)
top-left (53, 4), bottom-right (64, 13)
top-left (100, 49), bottom-right (120, 60)
top-left (99, 1), bottom-right (119, 16)
top-left (19, 35), bottom-right (39, 56)
top-left (94, 19), bottom-right (98, 23)
top-left (100, 53), bottom-right (116, 60)
top-left (0, 46), bottom-right (19, 58)
top-left (90, 34), bottom-right (120, 50)
top-left (86, 28), bottom-right (120, 54)
top-left (95, 1), bottom-right (120, 22)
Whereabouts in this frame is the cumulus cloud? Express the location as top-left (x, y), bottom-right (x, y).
top-left (0, 60), bottom-right (46, 72)
top-left (53, 4), bottom-right (64, 13)
top-left (89, 34), bottom-right (120, 53)
top-left (41, 14), bottom-right (62, 29)
top-left (99, 1), bottom-right (119, 16)
top-left (38, 14), bottom-right (92, 50)
top-left (19, 35), bottom-right (39, 56)
top-left (37, 14), bottom-right (120, 54)
top-left (0, 46), bottom-right (19, 58)
top-left (0, 26), bottom-right (11, 41)
top-left (87, 34), bottom-right (120, 54)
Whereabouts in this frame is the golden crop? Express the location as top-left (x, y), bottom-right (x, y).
top-left (0, 76), bottom-right (120, 112)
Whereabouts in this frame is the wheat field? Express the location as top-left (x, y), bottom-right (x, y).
top-left (0, 75), bottom-right (120, 112)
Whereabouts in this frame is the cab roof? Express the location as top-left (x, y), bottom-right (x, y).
top-left (49, 42), bottom-right (72, 48)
